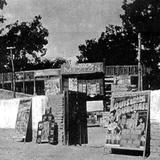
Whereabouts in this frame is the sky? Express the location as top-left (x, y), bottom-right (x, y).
top-left (2, 0), bottom-right (123, 60)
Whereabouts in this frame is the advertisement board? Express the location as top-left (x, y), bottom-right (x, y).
top-left (105, 92), bottom-right (149, 154)
top-left (45, 78), bottom-right (60, 95)
top-left (15, 98), bottom-right (32, 140)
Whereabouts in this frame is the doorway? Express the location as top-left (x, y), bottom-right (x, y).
top-left (64, 90), bottom-right (88, 145)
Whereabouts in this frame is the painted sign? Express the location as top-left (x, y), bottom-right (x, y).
top-left (105, 92), bottom-right (149, 150)
top-left (45, 78), bottom-right (60, 95)
top-left (61, 62), bottom-right (104, 75)
top-left (15, 98), bottom-right (32, 139)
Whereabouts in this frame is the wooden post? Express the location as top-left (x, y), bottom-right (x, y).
top-left (138, 33), bottom-right (142, 91)
top-left (7, 47), bottom-right (16, 98)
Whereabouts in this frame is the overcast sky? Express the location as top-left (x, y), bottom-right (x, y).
top-left (2, 0), bottom-right (123, 59)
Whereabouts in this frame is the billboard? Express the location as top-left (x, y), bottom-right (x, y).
top-left (105, 92), bottom-right (149, 151)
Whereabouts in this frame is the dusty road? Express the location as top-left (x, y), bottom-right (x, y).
top-left (0, 128), bottom-right (158, 160)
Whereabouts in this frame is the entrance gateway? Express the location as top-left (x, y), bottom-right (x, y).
top-left (61, 62), bottom-right (105, 145)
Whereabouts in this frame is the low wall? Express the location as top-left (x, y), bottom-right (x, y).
top-left (0, 96), bottom-right (47, 130)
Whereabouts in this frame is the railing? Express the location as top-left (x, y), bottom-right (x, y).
top-left (105, 65), bottom-right (150, 76)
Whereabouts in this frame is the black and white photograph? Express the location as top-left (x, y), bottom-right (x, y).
top-left (0, 0), bottom-right (160, 159)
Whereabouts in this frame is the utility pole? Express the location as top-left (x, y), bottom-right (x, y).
top-left (7, 46), bottom-right (16, 98)
top-left (138, 33), bottom-right (142, 91)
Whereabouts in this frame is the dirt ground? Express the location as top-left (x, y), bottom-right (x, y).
top-left (0, 127), bottom-right (158, 160)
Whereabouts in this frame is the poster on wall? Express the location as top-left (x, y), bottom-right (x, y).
top-left (105, 92), bottom-right (149, 151)
top-left (69, 78), bottom-right (78, 91)
top-left (77, 79), bottom-right (103, 97)
top-left (45, 78), bottom-right (60, 95)
top-left (15, 98), bottom-right (32, 140)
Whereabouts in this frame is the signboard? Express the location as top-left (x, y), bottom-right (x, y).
top-left (61, 62), bottom-right (104, 75)
top-left (15, 98), bottom-right (32, 140)
top-left (45, 78), bottom-right (60, 95)
top-left (105, 92), bottom-right (149, 153)
top-left (35, 69), bottom-right (60, 79)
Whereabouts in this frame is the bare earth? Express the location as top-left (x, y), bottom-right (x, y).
top-left (0, 128), bottom-right (158, 160)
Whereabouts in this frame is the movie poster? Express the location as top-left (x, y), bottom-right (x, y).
top-left (69, 78), bottom-right (78, 91)
top-left (45, 78), bottom-right (60, 95)
top-left (15, 98), bottom-right (32, 139)
top-left (105, 92), bottom-right (149, 149)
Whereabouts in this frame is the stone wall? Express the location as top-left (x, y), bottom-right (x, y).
top-left (47, 94), bottom-right (65, 145)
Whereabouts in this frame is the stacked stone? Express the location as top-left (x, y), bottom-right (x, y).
top-left (48, 94), bottom-right (65, 145)
top-left (150, 121), bottom-right (160, 158)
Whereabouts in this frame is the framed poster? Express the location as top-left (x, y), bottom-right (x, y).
top-left (105, 91), bottom-right (150, 157)
top-left (15, 98), bottom-right (32, 140)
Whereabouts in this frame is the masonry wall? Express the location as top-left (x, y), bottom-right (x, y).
top-left (47, 94), bottom-right (65, 145)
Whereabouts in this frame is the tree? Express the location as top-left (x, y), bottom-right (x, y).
top-left (0, 0), bottom-right (7, 23)
top-left (120, 0), bottom-right (160, 69)
top-left (0, 15), bottom-right (49, 72)
top-left (22, 57), bottom-right (67, 71)
top-left (77, 25), bottom-right (137, 65)
top-left (120, 0), bottom-right (160, 89)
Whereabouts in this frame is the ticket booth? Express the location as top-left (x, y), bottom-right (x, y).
top-left (61, 62), bottom-right (105, 144)
top-left (61, 62), bottom-right (105, 112)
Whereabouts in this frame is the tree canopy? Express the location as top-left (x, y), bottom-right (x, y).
top-left (121, 0), bottom-right (160, 69)
top-left (78, 25), bottom-right (137, 65)
top-left (0, 0), bottom-right (7, 23)
top-left (77, 0), bottom-right (160, 71)
top-left (14, 57), bottom-right (67, 71)
top-left (0, 15), bottom-right (49, 72)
